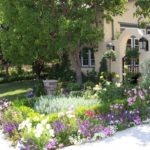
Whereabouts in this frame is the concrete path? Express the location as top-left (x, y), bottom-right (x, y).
top-left (0, 131), bottom-right (16, 150)
top-left (63, 123), bottom-right (150, 150)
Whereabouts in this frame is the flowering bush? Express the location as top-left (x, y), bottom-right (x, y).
top-left (0, 85), bottom-right (150, 149)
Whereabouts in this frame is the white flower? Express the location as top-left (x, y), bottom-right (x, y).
top-left (18, 118), bottom-right (31, 131)
top-left (103, 88), bottom-right (107, 91)
top-left (46, 124), bottom-right (51, 130)
top-left (18, 122), bottom-right (26, 130)
top-left (26, 123), bottom-right (32, 132)
top-left (33, 116), bottom-right (40, 121)
top-left (35, 132), bottom-right (42, 138)
top-left (68, 105), bottom-right (75, 112)
top-left (41, 118), bottom-right (48, 125)
top-left (115, 83), bottom-right (121, 87)
top-left (58, 112), bottom-right (65, 118)
top-left (106, 81), bottom-right (110, 85)
top-left (49, 129), bottom-right (55, 137)
top-left (67, 114), bottom-right (75, 118)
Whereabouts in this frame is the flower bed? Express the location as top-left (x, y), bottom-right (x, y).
top-left (0, 87), bottom-right (150, 150)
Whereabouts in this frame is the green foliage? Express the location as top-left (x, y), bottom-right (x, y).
top-left (140, 59), bottom-right (150, 89)
top-left (47, 54), bottom-right (76, 82)
top-left (99, 57), bottom-right (108, 75)
top-left (135, 0), bottom-right (150, 26)
top-left (125, 48), bottom-right (140, 58)
top-left (66, 82), bottom-right (80, 91)
top-left (104, 50), bottom-right (116, 61)
top-left (16, 106), bottom-right (35, 119)
top-left (3, 107), bottom-right (23, 124)
top-left (0, 0), bottom-right (127, 85)
top-left (84, 81), bottom-right (95, 89)
top-left (96, 83), bottom-right (125, 103)
top-left (34, 96), bottom-right (99, 114)
top-left (85, 69), bottom-right (98, 83)
top-left (33, 80), bottom-right (45, 97)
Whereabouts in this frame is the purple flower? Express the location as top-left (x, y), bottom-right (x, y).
top-left (103, 127), bottom-right (112, 136)
top-left (127, 97), bottom-right (135, 106)
top-left (51, 121), bottom-right (65, 134)
top-left (46, 139), bottom-right (57, 150)
top-left (133, 116), bottom-right (142, 125)
top-left (3, 122), bottom-right (17, 133)
top-left (78, 119), bottom-right (101, 138)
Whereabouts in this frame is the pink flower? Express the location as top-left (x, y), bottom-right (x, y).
top-left (103, 127), bottom-right (112, 136)
top-left (84, 110), bottom-right (95, 118)
top-left (46, 139), bottom-right (57, 150)
top-left (127, 97), bottom-right (135, 106)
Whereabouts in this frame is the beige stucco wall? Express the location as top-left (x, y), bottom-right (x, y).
top-left (81, 1), bottom-right (150, 81)
top-left (81, 1), bottom-right (138, 75)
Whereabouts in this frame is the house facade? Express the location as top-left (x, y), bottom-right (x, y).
top-left (80, 0), bottom-right (150, 81)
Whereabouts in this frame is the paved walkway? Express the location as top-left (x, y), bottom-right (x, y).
top-left (0, 131), bottom-right (16, 150)
top-left (63, 123), bottom-right (150, 150)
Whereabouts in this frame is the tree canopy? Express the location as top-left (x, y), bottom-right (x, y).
top-left (0, 0), bottom-right (127, 84)
top-left (135, 0), bottom-right (150, 26)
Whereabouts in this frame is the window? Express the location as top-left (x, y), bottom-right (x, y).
top-left (146, 29), bottom-right (150, 34)
top-left (80, 48), bottom-right (95, 67)
top-left (126, 37), bottom-right (139, 49)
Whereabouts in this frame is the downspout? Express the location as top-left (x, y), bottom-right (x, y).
top-left (111, 19), bottom-right (115, 40)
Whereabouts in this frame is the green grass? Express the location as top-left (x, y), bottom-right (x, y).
top-left (0, 80), bottom-right (35, 100)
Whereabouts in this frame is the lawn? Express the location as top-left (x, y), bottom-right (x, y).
top-left (0, 80), bottom-right (35, 100)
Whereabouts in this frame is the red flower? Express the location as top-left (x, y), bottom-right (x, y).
top-left (84, 110), bottom-right (95, 118)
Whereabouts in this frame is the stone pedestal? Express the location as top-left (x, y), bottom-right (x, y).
top-left (43, 80), bottom-right (57, 95)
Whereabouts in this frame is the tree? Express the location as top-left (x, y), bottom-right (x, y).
top-left (0, 0), bottom-right (127, 85)
top-left (135, 0), bottom-right (150, 26)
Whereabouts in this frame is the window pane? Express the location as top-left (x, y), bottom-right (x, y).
top-left (81, 48), bottom-right (95, 67)
top-left (82, 48), bottom-right (89, 59)
top-left (91, 59), bottom-right (95, 66)
top-left (83, 59), bottom-right (89, 66)
top-left (127, 39), bottom-right (131, 45)
top-left (135, 39), bottom-right (139, 46)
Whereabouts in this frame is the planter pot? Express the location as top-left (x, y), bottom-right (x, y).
top-left (43, 80), bottom-right (57, 95)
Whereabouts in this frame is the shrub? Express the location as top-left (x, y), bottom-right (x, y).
top-left (84, 81), bottom-right (95, 89)
top-left (12, 98), bottom-right (36, 108)
top-left (34, 96), bottom-right (99, 114)
top-left (33, 80), bottom-right (45, 97)
top-left (96, 83), bottom-right (125, 102)
top-left (66, 82), bottom-right (80, 91)
top-left (2, 107), bottom-right (23, 124)
top-left (140, 59), bottom-right (150, 89)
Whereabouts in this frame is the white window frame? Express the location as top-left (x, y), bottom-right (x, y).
top-left (81, 48), bottom-right (95, 67)
top-left (126, 38), bottom-right (139, 49)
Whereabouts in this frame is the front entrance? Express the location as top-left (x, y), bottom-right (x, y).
top-left (122, 36), bottom-right (140, 83)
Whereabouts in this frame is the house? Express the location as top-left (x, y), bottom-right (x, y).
top-left (80, 0), bottom-right (150, 82)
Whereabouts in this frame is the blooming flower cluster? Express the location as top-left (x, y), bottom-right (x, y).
top-left (3, 122), bottom-right (17, 134)
top-left (46, 139), bottom-right (57, 150)
top-left (84, 110), bottom-right (95, 118)
top-left (126, 88), bottom-right (148, 106)
top-left (0, 99), bottom-right (11, 111)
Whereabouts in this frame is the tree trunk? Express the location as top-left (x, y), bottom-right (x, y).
top-left (5, 66), bottom-right (9, 76)
top-left (69, 50), bottom-right (82, 86)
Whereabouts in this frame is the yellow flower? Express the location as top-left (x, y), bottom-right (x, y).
top-left (100, 76), bottom-right (104, 79)
top-left (95, 84), bottom-right (99, 87)
top-left (124, 65), bottom-right (128, 70)
top-left (115, 74), bottom-right (120, 78)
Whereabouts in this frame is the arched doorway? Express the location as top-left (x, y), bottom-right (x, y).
top-left (122, 35), bottom-right (140, 83)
